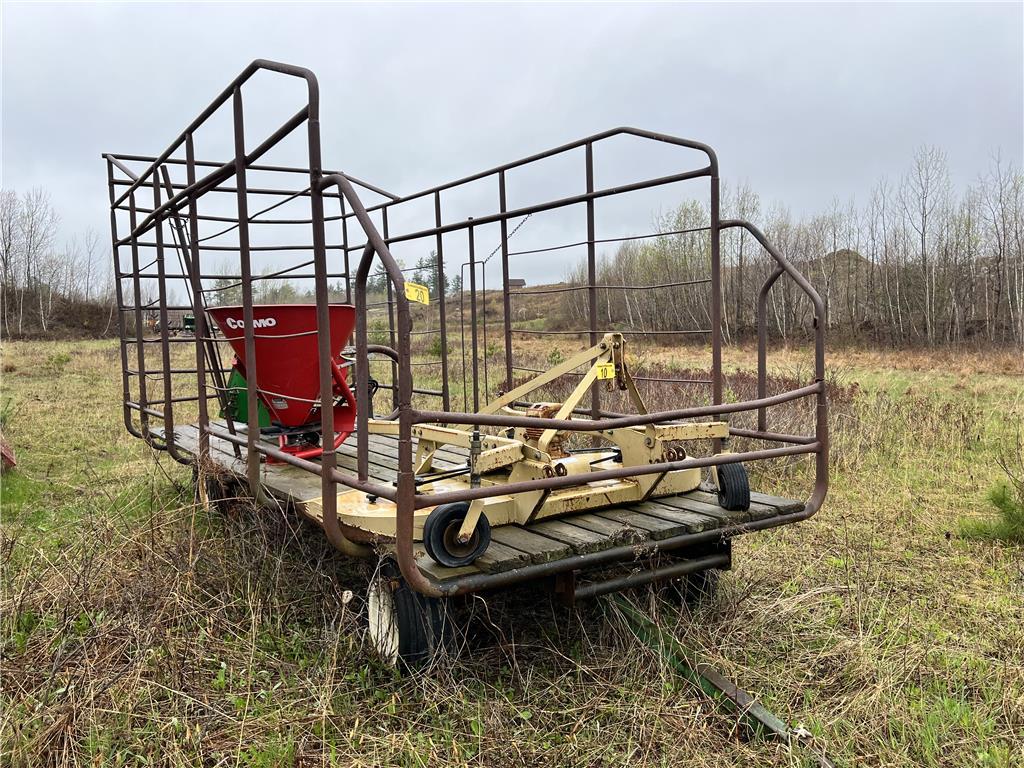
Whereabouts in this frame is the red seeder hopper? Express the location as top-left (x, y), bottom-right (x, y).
top-left (207, 304), bottom-right (357, 461)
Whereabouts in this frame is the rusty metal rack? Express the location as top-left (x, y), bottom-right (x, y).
top-left (105, 60), bottom-right (828, 634)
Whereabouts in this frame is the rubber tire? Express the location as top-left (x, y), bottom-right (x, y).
top-left (716, 462), bottom-right (750, 511)
top-left (367, 561), bottom-right (452, 668)
top-left (193, 467), bottom-right (238, 514)
top-left (424, 502), bottom-right (491, 568)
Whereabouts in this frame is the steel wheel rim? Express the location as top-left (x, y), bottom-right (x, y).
top-left (441, 521), bottom-right (479, 560)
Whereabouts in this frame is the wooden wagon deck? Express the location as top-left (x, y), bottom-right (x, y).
top-left (159, 423), bottom-right (804, 584)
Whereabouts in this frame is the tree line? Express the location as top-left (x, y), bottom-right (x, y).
top-left (559, 146), bottom-right (1024, 346)
top-left (1, 189), bottom-right (112, 336)
top-left (3, 144), bottom-right (1022, 347)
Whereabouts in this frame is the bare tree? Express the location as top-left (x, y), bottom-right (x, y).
top-left (17, 188), bottom-right (60, 333)
top-left (900, 145), bottom-right (950, 343)
top-left (0, 190), bottom-right (22, 336)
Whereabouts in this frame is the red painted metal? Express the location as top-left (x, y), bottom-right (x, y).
top-left (207, 304), bottom-right (357, 442)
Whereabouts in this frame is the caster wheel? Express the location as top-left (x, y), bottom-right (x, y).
top-left (716, 462), bottom-right (750, 511)
top-left (367, 561), bottom-right (452, 668)
top-left (423, 502), bottom-right (491, 568)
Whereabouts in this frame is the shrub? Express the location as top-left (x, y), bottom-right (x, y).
top-left (961, 482), bottom-right (1024, 545)
top-left (368, 319), bottom-right (391, 346)
top-left (46, 351), bottom-right (71, 374)
top-left (427, 335), bottom-right (452, 359)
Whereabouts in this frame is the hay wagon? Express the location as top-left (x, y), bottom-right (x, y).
top-left (105, 60), bottom-right (828, 666)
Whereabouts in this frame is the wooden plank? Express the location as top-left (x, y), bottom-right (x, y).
top-left (657, 492), bottom-right (756, 524)
top-left (562, 512), bottom-right (647, 542)
top-left (336, 444), bottom-right (460, 481)
top-left (175, 425), bottom-right (373, 502)
top-left (364, 436), bottom-right (464, 470)
top-left (365, 432), bottom-right (467, 466)
top-left (630, 499), bottom-right (720, 533)
top-left (161, 423), bottom-right (806, 581)
top-left (490, 525), bottom-right (573, 563)
top-left (588, 507), bottom-right (684, 540)
top-left (416, 555), bottom-right (480, 581)
top-left (682, 490), bottom-right (780, 522)
top-left (526, 519), bottom-right (608, 554)
top-left (750, 491), bottom-right (804, 514)
top-left (474, 539), bottom-right (534, 573)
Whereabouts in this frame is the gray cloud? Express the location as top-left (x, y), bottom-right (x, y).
top-left (3, 2), bottom-right (1021, 286)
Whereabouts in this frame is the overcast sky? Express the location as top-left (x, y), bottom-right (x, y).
top-left (2, 1), bottom-right (1022, 285)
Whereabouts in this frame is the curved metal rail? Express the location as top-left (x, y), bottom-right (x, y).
top-left (106, 59), bottom-right (829, 598)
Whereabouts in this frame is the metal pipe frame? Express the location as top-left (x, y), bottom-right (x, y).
top-left (107, 59), bottom-right (828, 600)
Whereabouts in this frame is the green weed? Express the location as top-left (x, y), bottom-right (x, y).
top-left (961, 482), bottom-right (1024, 544)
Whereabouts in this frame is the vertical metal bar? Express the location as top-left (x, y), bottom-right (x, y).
top-left (499, 171), bottom-right (512, 391)
top-left (434, 191), bottom-right (450, 412)
top-left (814, 278), bottom-right (828, 511)
top-left (482, 258), bottom-right (489, 401)
top-left (184, 134), bottom-right (211, 462)
top-left (151, 171), bottom-right (176, 455)
top-left (355, 241), bottom-right (374, 482)
top-left (757, 266), bottom-right (784, 432)
top-left (711, 175), bottom-right (722, 410)
top-left (106, 159), bottom-right (142, 439)
top-left (127, 195), bottom-right (151, 441)
top-left (341, 194), bottom-right (351, 304)
top-left (468, 222), bottom-right (480, 413)
top-left (460, 261), bottom-right (469, 413)
top-left (383, 207), bottom-right (398, 411)
top-left (585, 143), bottom-right (600, 423)
top-left (308, 103), bottom-right (343, 536)
top-left (232, 86), bottom-right (261, 494)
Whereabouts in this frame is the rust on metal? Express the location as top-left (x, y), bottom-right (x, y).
top-left (105, 60), bottom-right (829, 599)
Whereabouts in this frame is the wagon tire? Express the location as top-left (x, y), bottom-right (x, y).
top-left (716, 462), bottom-right (750, 511)
top-left (424, 502), bottom-right (491, 568)
top-left (193, 467), bottom-right (239, 514)
top-left (366, 560), bottom-right (452, 668)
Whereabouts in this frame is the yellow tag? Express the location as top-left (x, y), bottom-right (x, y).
top-left (404, 282), bottom-right (430, 305)
top-left (595, 362), bottom-right (616, 380)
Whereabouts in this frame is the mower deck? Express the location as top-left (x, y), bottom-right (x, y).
top-left (159, 423), bottom-right (804, 583)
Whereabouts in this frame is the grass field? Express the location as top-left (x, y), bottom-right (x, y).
top-left (1, 338), bottom-right (1022, 767)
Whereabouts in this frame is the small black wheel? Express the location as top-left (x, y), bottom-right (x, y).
top-left (424, 502), bottom-right (491, 567)
top-left (366, 560), bottom-right (452, 668)
top-left (716, 462), bottom-right (750, 511)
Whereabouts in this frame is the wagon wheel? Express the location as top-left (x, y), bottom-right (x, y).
top-left (716, 462), bottom-right (750, 511)
top-left (423, 502), bottom-right (491, 568)
top-left (192, 466), bottom-right (240, 514)
top-left (366, 560), bottom-right (452, 668)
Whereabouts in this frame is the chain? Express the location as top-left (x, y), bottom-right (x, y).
top-left (484, 213), bottom-right (532, 264)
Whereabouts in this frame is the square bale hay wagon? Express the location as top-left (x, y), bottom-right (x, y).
top-left (105, 60), bottom-right (828, 667)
